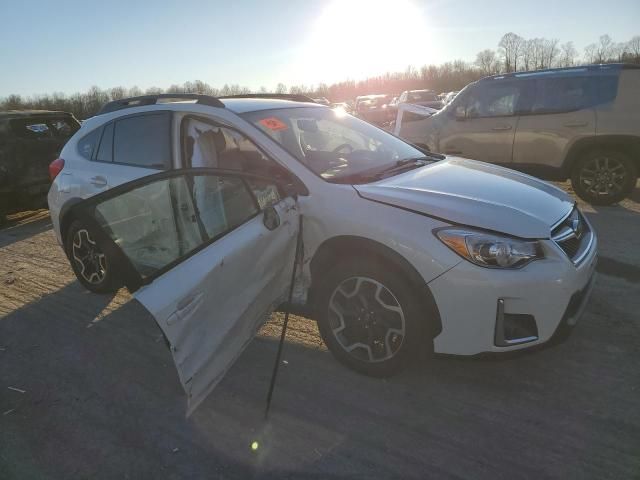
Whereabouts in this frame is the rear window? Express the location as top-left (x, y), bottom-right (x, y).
top-left (531, 76), bottom-right (593, 114)
top-left (49, 117), bottom-right (80, 138)
top-left (10, 119), bottom-right (51, 138)
top-left (113, 113), bottom-right (171, 169)
top-left (78, 128), bottom-right (101, 160)
top-left (96, 123), bottom-right (114, 162)
top-left (9, 116), bottom-right (80, 139)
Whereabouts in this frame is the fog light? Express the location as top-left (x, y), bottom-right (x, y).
top-left (495, 299), bottom-right (539, 347)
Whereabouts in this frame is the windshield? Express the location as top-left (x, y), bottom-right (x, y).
top-left (242, 107), bottom-right (427, 184)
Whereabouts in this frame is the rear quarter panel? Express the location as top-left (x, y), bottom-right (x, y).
top-left (595, 70), bottom-right (640, 137)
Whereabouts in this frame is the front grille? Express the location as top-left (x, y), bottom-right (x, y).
top-left (551, 207), bottom-right (593, 265)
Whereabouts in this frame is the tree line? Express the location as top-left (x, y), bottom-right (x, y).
top-left (1, 32), bottom-right (638, 119)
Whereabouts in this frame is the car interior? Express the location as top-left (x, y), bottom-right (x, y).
top-left (94, 173), bottom-right (258, 278)
top-left (247, 110), bottom-right (396, 182)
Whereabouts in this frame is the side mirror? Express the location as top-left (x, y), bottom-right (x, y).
top-left (282, 182), bottom-right (299, 200)
top-left (454, 105), bottom-right (466, 120)
top-left (263, 206), bottom-right (280, 231)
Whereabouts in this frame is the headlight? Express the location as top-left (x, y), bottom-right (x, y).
top-left (435, 228), bottom-right (544, 269)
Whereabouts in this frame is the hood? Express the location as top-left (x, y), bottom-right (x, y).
top-left (354, 158), bottom-right (574, 239)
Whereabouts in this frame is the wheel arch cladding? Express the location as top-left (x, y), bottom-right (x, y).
top-left (565, 135), bottom-right (640, 173)
top-left (59, 197), bottom-right (85, 247)
top-left (309, 235), bottom-right (442, 338)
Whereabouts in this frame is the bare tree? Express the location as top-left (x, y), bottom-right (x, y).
top-left (521, 40), bottom-right (535, 71)
top-left (611, 42), bottom-right (628, 62)
top-left (559, 41), bottom-right (578, 67)
top-left (533, 38), bottom-right (548, 69)
top-left (544, 38), bottom-right (560, 68)
top-left (498, 32), bottom-right (524, 72)
top-left (128, 86), bottom-right (142, 97)
top-left (275, 83), bottom-right (287, 94)
top-left (316, 82), bottom-right (330, 98)
top-left (475, 49), bottom-right (499, 75)
top-left (3, 94), bottom-right (23, 110)
top-left (145, 86), bottom-right (164, 95)
top-left (109, 86), bottom-right (127, 100)
top-left (628, 36), bottom-right (640, 62)
top-left (85, 86), bottom-right (109, 115)
top-left (595, 34), bottom-right (615, 63)
top-left (584, 43), bottom-right (597, 63)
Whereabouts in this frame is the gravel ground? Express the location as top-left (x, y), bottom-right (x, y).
top-left (1, 182), bottom-right (639, 479)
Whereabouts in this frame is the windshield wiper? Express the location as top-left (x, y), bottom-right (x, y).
top-left (371, 157), bottom-right (432, 180)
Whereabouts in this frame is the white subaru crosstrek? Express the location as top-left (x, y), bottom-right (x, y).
top-left (48, 94), bottom-right (597, 413)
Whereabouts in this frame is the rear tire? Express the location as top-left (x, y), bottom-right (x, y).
top-left (571, 150), bottom-right (637, 205)
top-left (65, 219), bottom-right (119, 293)
top-left (314, 257), bottom-right (431, 377)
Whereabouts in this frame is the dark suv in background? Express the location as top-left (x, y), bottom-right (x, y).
top-left (0, 110), bottom-right (80, 224)
top-left (398, 64), bottom-right (640, 205)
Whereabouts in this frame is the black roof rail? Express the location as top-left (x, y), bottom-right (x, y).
top-left (480, 63), bottom-right (633, 82)
top-left (218, 93), bottom-right (317, 103)
top-left (98, 94), bottom-right (225, 115)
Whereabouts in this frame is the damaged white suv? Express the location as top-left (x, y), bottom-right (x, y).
top-left (48, 94), bottom-right (597, 412)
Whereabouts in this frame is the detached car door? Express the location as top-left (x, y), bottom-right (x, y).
top-left (70, 168), bottom-right (299, 414)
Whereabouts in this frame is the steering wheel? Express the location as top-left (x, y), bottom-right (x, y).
top-left (332, 143), bottom-right (354, 154)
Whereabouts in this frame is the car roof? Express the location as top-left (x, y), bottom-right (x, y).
top-left (480, 63), bottom-right (640, 82)
top-left (0, 110), bottom-right (73, 120)
top-left (220, 97), bottom-right (324, 114)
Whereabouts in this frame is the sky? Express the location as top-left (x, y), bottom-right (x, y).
top-left (0, 0), bottom-right (638, 97)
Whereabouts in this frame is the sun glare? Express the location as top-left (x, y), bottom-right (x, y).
top-left (294, 0), bottom-right (431, 84)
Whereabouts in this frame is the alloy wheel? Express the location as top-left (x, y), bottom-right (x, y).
top-left (328, 276), bottom-right (406, 363)
top-left (72, 229), bottom-right (107, 284)
top-left (578, 156), bottom-right (628, 197)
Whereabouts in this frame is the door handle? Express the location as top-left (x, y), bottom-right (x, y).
top-left (492, 125), bottom-right (512, 131)
top-left (167, 292), bottom-right (204, 325)
top-left (176, 292), bottom-right (203, 311)
top-left (563, 121), bottom-right (588, 128)
top-left (90, 175), bottom-right (108, 187)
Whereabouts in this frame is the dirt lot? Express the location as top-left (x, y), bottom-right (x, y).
top-left (1, 184), bottom-right (639, 479)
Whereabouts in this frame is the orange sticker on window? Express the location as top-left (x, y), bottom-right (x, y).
top-left (259, 117), bottom-right (288, 131)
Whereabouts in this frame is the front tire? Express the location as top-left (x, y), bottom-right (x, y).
top-left (571, 150), bottom-right (637, 205)
top-left (65, 219), bottom-right (118, 293)
top-left (314, 257), bottom-right (429, 377)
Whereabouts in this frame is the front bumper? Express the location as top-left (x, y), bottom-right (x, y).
top-left (428, 235), bottom-right (598, 355)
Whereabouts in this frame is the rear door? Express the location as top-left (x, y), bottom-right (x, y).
top-left (512, 74), bottom-right (596, 172)
top-left (438, 80), bottom-right (528, 164)
top-left (71, 169), bottom-right (299, 414)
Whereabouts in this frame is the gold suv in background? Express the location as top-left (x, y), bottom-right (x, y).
top-left (398, 64), bottom-right (640, 205)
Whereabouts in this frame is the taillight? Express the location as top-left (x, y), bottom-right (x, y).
top-left (49, 158), bottom-right (65, 181)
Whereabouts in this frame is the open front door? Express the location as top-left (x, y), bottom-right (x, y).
top-left (71, 168), bottom-right (299, 414)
